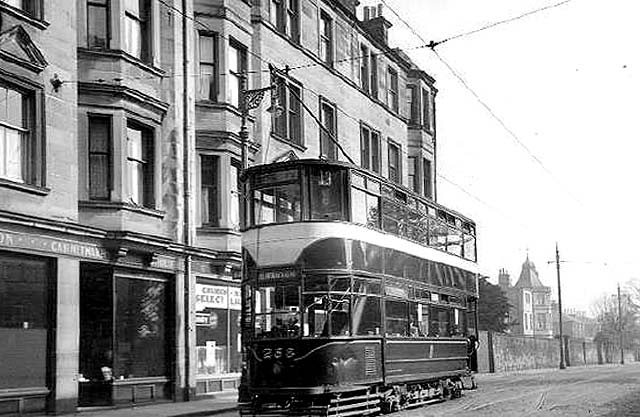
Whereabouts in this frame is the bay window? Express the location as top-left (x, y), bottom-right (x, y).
top-left (126, 123), bottom-right (154, 208)
top-left (88, 115), bottom-right (112, 200)
top-left (200, 155), bottom-right (219, 226)
top-left (123, 0), bottom-right (150, 61)
top-left (228, 41), bottom-right (247, 108)
top-left (319, 98), bottom-right (337, 160)
top-left (87, 0), bottom-right (110, 48)
top-left (198, 32), bottom-right (217, 101)
top-left (273, 76), bottom-right (303, 145)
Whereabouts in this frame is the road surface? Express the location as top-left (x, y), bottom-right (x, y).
top-left (215, 362), bottom-right (640, 417)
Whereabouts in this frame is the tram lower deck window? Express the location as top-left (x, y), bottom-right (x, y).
top-left (254, 285), bottom-right (300, 338)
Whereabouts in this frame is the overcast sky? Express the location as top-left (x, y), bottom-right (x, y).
top-left (359, 0), bottom-right (640, 312)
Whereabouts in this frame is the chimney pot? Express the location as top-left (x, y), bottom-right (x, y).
top-left (377, 3), bottom-right (383, 17)
top-left (364, 6), bottom-right (370, 21)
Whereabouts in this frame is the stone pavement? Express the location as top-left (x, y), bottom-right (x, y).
top-left (63, 391), bottom-right (238, 417)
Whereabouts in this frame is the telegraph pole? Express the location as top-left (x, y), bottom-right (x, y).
top-left (555, 243), bottom-right (566, 369)
top-left (618, 282), bottom-right (624, 365)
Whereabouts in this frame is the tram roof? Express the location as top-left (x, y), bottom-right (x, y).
top-left (242, 158), bottom-right (476, 227)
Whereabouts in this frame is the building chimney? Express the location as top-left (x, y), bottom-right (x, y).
top-left (361, 4), bottom-right (392, 45)
top-left (498, 269), bottom-right (511, 289)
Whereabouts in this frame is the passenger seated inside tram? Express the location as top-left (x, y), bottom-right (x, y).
top-left (321, 310), bottom-right (349, 337)
top-left (409, 321), bottom-right (420, 337)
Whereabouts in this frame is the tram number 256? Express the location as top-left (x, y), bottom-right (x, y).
top-left (263, 347), bottom-right (296, 360)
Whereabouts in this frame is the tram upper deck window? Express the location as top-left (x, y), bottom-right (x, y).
top-left (254, 284), bottom-right (300, 338)
top-left (309, 167), bottom-right (348, 221)
top-left (250, 168), bottom-right (301, 226)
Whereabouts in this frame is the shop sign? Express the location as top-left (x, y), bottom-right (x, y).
top-left (196, 284), bottom-right (241, 311)
top-left (0, 228), bottom-right (108, 260)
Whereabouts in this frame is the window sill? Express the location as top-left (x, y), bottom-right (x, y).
top-left (79, 200), bottom-right (165, 219)
top-left (196, 101), bottom-right (255, 122)
top-left (0, 4), bottom-right (49, 30)
top-left (197, 226), bottom-right (241, 236)
top-left (0, 179), bottom-right (50, 196)
top-left (77, 48), bottom-right (165, 78)
top-left (270, 132), bottom-right (306, 151)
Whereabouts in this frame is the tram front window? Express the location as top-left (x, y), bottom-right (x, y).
top-left (253, 184), bottom-right (301, 225)
top-left (254, 285), bottom-right (300, 338)
top-left (309, 167), bottom-right (347, 221)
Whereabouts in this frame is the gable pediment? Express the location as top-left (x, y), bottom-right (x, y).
top-left (0, 25), bottom-right (48, 73)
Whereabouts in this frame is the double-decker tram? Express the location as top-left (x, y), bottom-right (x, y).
top-left (239, 159), bottom-right (478, 416)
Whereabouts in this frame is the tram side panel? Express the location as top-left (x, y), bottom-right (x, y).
top-left (383, 339), bottom-right (468, 385)
top-left (248, 338), bottom-right (383, 394)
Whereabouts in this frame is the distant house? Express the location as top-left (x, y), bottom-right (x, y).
top-left (498, 255), bottom-right (554, 338)
top-left (552, 307), bottom-right (599, 341)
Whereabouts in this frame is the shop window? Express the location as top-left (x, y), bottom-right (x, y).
top-left (319, 11), bottom-right (333, 65)
top-left (309, 167), bottom-right (347, 221)
top-left (319, 98), bottom-right (337, 160)
top-left (200, 155), bottom-right (219, 226)
top-left (114, 277), bottom-right (168, 379)
top-left (228, 40), bottom-right (247, 108)
top-left (126, 122), bottom-right (154, 208)
top-left (87, 0), bottom-right (110, 48)
top-left (0, 253), bottom-right (51, 389)
top-left (198, 32), bottom-right (217, 101)
top-left (196, 282), bottom-right (241, 376)
top-left (360, 124), bottom-right (380, 173)
top-left (88, 115), bottom-right (112, 200)
top-left (273, 75), bottom-right (303, 145)
top-left (0, 83), bottom-right (42, 186)
top-left (123, 0), bottom-right (150, 62)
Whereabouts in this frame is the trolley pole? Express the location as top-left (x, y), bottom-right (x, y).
top-left (555, 243), bottom-right (566, 370)
top-left (618, 282), bottom-right (624, 365)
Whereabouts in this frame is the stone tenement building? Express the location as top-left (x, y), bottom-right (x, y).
top-left (0, 0), bottom-right (438, 414)
top-left (498, 256), bottom-right (554, 338)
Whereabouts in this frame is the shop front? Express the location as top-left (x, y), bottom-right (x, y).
top-left (0, 250), bottom-right (54, 415)
top-left (195, 278), bottom-right (241, 394)
top-left (79, 263), bottom-right (173, 406)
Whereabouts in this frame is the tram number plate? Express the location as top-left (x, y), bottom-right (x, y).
top-left (262, 347), bottom-right (296, 360)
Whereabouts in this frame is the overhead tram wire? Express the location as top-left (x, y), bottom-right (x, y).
top-left (377, 0), bottom-right (583, 206)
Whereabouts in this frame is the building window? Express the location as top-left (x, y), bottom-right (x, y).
top-left (387, 140), bottom-right (400, 183)
top-left (0, 84), bottom-right (38, 185)
top-left (198, 32), bottom-right (217, 101)
top-left (0, 253), bottom-right (52, 390)
top-left (319, 99), bottom-right (337, 160)
top-left (87, 0), bottom-right (109, 48)
top-left (126, 123), bottom-right (154, 208)
top-left (123, 0), bottom-right (150, 61)
top-left (273, 76), bottom-right (303, 145)
top-left (422, 88), bottom-right (433, 131)
top-left (228, 40), bottom-right (247, 108)
top-left (200, 155), bottom-right (218, 226)
top-left (360, 124), bottom-right (380, 173)
top-left (408, 157), bottom-right (417, 192)
top-left (370, 53), bottom-right (378, 99)
top-left (387, 68), bottom-right (398, 112)
top-left (423, 158), bottom-right (432, 199)
top-left (230, 160), bottom-right (241, 230)
top-left (88, 115), bottom-right (112, 200)
top-left (360, 45), bottom-right (369, 93)
top-left (319, 11), bottom-right (333, 66)
top-left (3, 0), bottom-right (41, 19)
top-left (409, 86), bottom-right (419, 124)
top-left (271, 0), bottom-right (299, 43)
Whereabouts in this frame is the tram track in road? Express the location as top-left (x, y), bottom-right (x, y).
top-left (395, 363), bottom-right (640, 417)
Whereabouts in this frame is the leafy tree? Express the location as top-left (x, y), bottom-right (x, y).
top-left (591, 281), bottom-right (640, 349)
top-left (477, 276), bottom-right (511, 332)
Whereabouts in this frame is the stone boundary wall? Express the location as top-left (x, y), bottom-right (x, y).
top-left (476, 331), bottom-right (638, 373)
